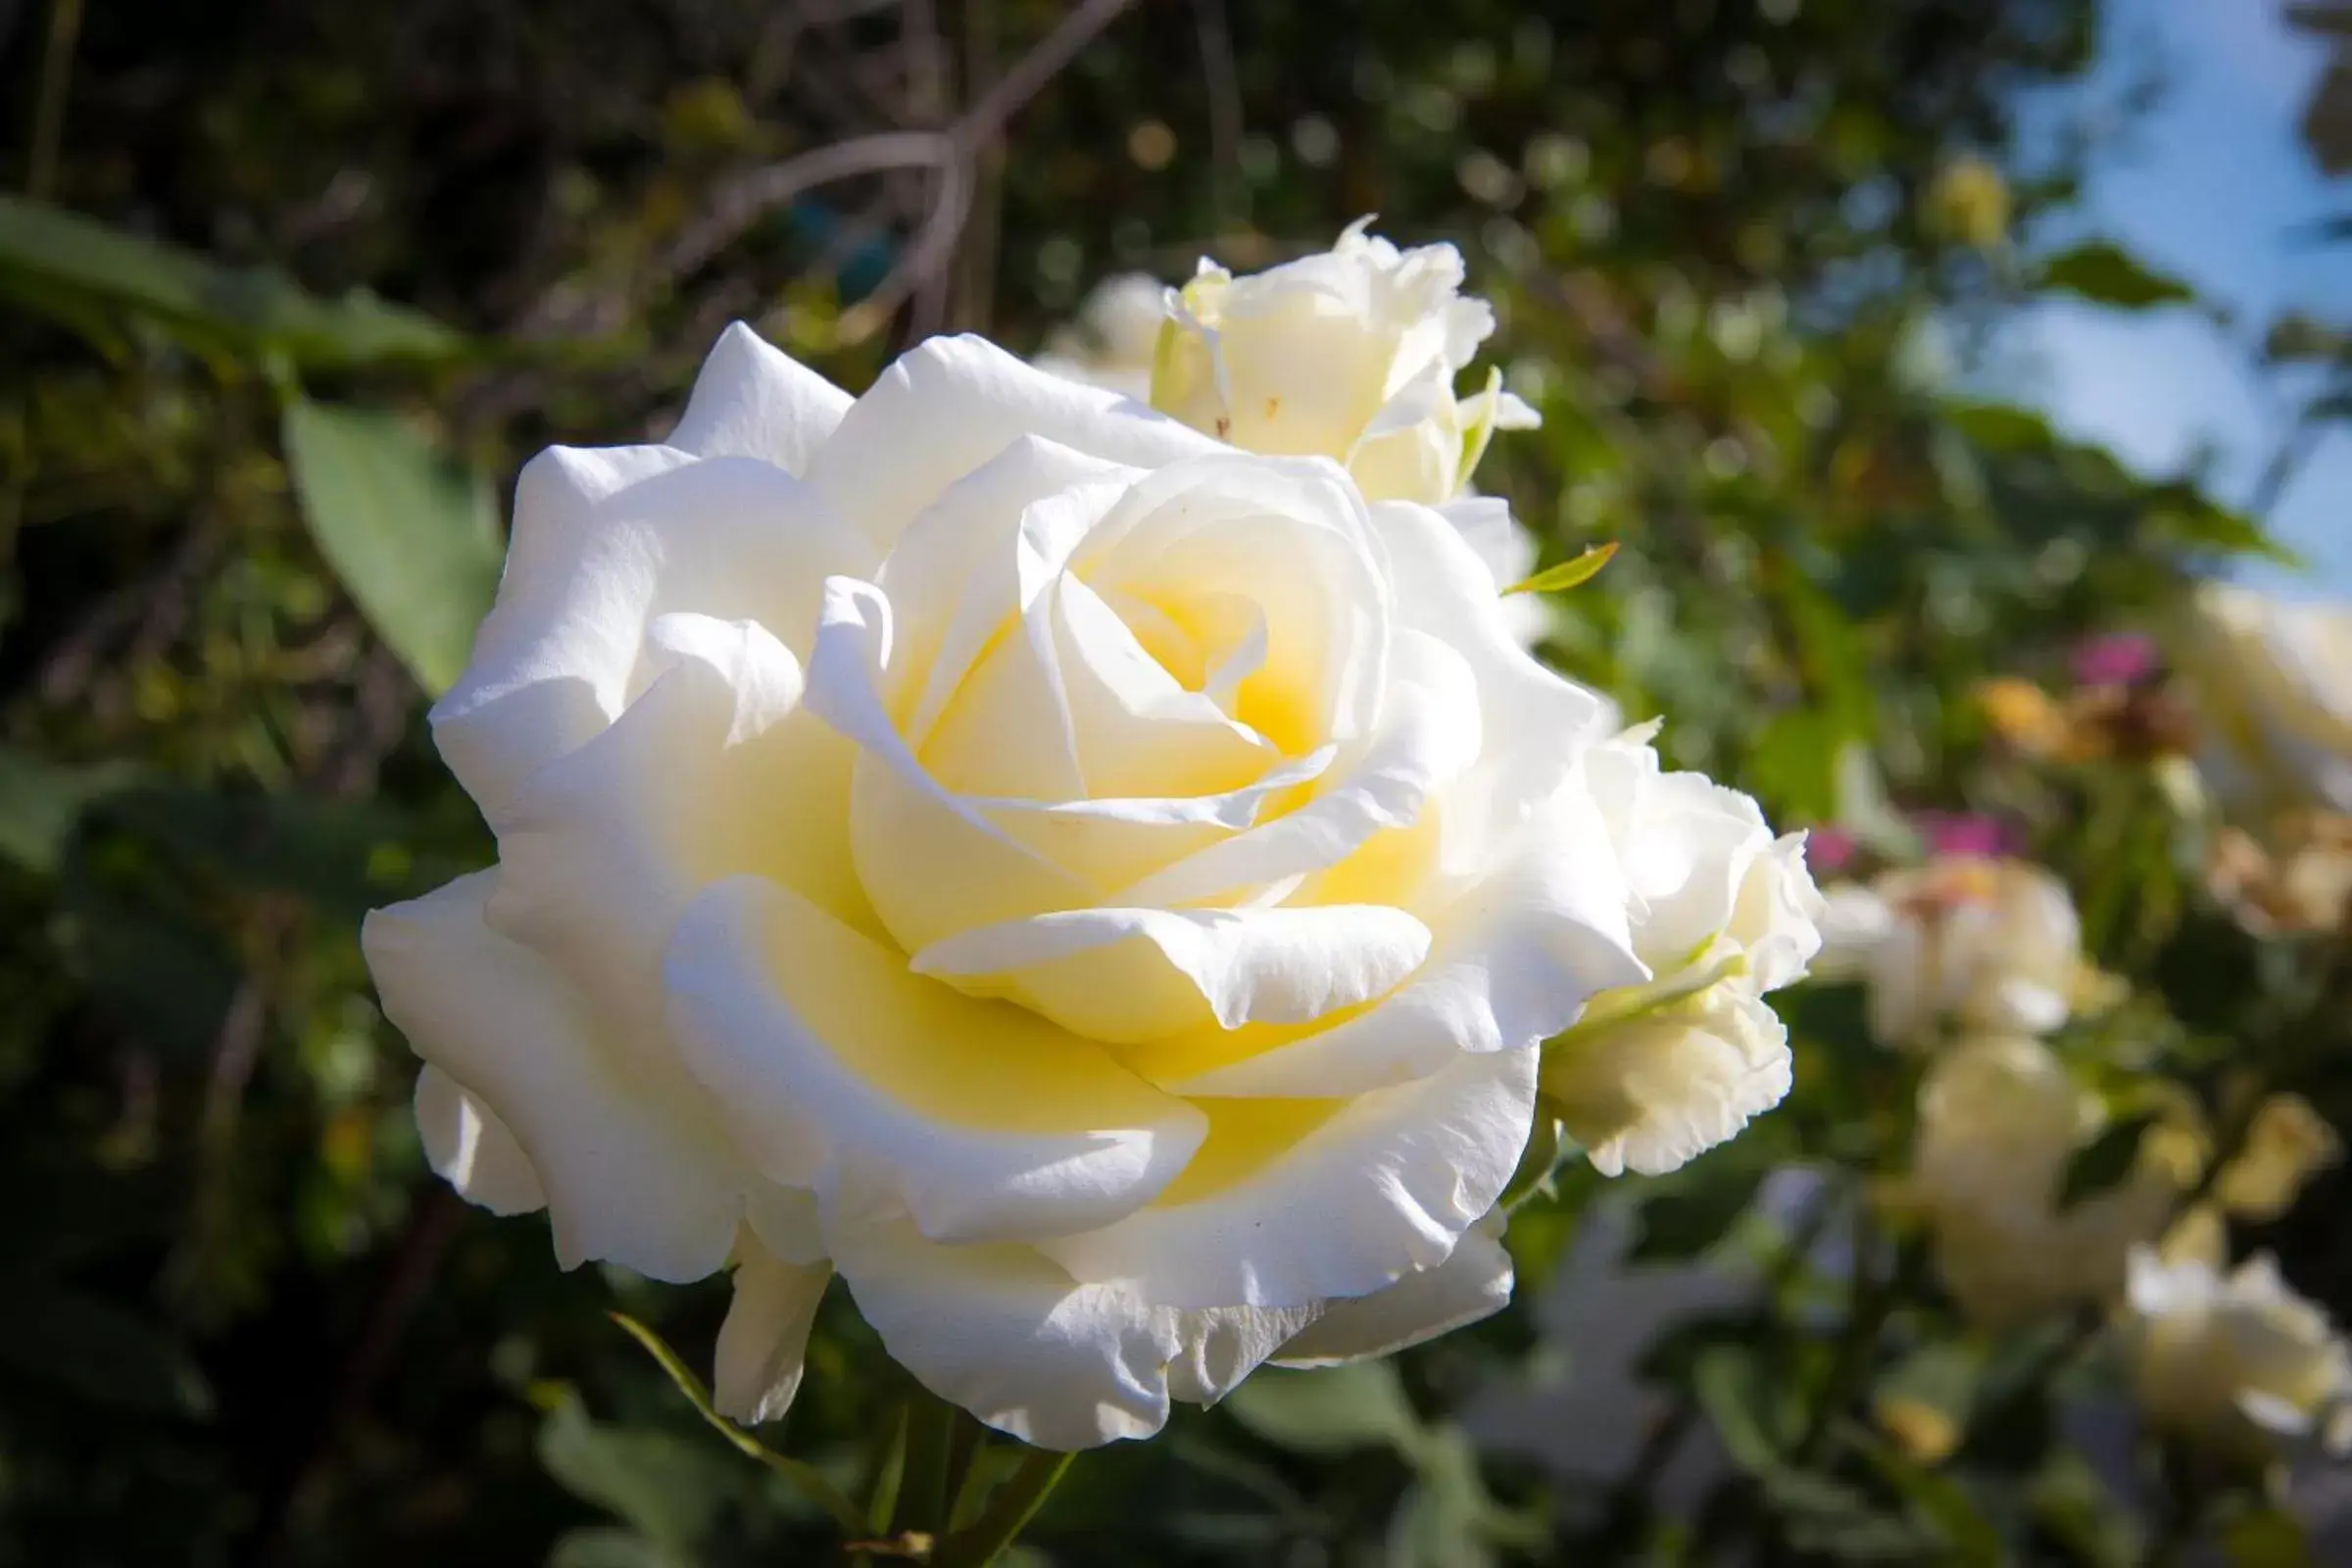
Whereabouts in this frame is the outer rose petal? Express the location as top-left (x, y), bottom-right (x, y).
top-left (365, 872), bottom-right (747, 1282)
top-left (667, 322), bottom-right (852, 475)
top-left (829, 1222), bottom-right (1318, 1449)
top-left (1544, 986), bottom-right (1793, 1178)
top-left (663, 875), bottom-right (1207, 1246)
top-left (1035, 1047), bottom-right (1538, 1310)
top-left (487, 612), bottom-right (875, 1051)
top-left (433, 450), bottom-right (876, 815)
top-left (414, 1064), bottom-right (546, 1215)
top-left (714, 1237), bottom-right (834, 1426)
top-left (1438, 498), bottom-right (1547, 648)
top-left (806, 334), bottom-right (1222, 552)
top-left (1272, 1215), bottom-right (1513, 1367)
top-left (1366, 501), bottom-right (1608, 871)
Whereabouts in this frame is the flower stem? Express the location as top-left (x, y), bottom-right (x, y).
top-left (936, 1447), bottom-right (1076, 1568)
top-left (894, 1390), bottom-right (958, 1539)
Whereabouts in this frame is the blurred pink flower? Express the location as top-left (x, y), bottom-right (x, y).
top-left (2072, 632), bottom-right (2158, 689)
top-left (1806, 826), bottom-right (1858, 875)
top-left (1916, 810), bottom-right (2014, 860)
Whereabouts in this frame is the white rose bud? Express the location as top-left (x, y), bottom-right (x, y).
top-left (1906, 1035), bottom-right (2193, 1326)
top-left (2126, 1249), bottom-right (2352, 1469)
top-left (1813, 858), bottom-right (2084, 1049)
top-left (1540, 728), bottom-right (1824, 1176)
top-left (1032, 273), bottom-right (1167, 403)
top-left (1152, 219), bottom-right (1538, 510)
top-left (2176, 583), bottom-right (2352, 816)
top-left (363, 324), bottom-right (1747, 1449)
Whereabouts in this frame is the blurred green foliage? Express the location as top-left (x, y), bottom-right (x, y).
top-left (1, 0), bottom-right (2343, 1564)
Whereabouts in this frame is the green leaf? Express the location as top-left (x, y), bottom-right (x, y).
top-left (2222, 1504), bottom-right (2313, 1568)
top-left (0, 746), bottom-right (136, 875)
top-left (548, 1529), bottom-right (676, 1568)
top-left (1846, 1425), bottom-right (2001, 1566)
top-left (537, 1396), bottom-right (733, 1550)
top-left (0, 194), bottom-right (467, 368)
top-left (1946, 399), bottom-right (2058, 453)
top-left (282, 398), bottom-right (504, 696)
top-left (2036, 240), bottom-right (2194, 310)
top-left (608, 1312), bottom-right (863, 1533)
top-left (2028, 1450), bottom-right (2143, 1568)
top-left (0, 1283), bottom-right (213, 1415)
top-left (104, 786), bottom-right (437, 915)
top-left (1221, 1362), bottom-right (1425, 1460)
top-left (1691, 1346), bottom-right (1788, 1474)
top-left (1503, 540), bottom-right (1618, 596)
top-left (2056, 1110), bottom-right (2159, 1209)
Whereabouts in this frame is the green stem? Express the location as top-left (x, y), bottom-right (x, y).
top-left (943, 1410), bottom-right (985, 1529)
top-left (1796, 1201), bottom-right (1895, 1465)
top-left (936, 1447), bottom-right (1075, 1568)
top-left (25, 0), bottom-right (83, 199)
top-left (894, 1390), bottom-right (957, 1539)
top-left (852, 1404), bottom-right (908, 1568)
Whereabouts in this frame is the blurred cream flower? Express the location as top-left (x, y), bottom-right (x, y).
top-left (1925, 153), bottom-right (2011, 251)
top-left (2176, 583), bottom-right (2352, 816)
top-left (1542, 726), bottom-right (1825, 1176)
top-left (1151, 218), bottom-right (1539, 509)
top-left (2215, 1093), bottom-right (2342, 1222)
top-left (2126, 1249), bottom-right (2352, 1468)
top-left (2206, 811), bottom-right (2352, 938)
top-left (1904, 1035), bottom-right (2197, 1326)
top-left (1813, 858), bottom-right (2089, 1049)
top-left (1031, 273), bottom-right (1167, 402)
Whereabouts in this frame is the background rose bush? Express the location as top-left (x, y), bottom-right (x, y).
top-left (5, 1), bottom-right (2352, 1563)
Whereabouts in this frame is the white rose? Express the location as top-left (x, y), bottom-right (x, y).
top-left (1540, 728), bottom-right (1824, 1176)
top-left (1152, 219), bottom-right (1539, 510)
top-left (365, 324), bottom-right (1677, 1450)
top-left (1032, 273), bottom-right (1167, 403)
top-left (2126, 1249), bottom-right (2352, 1467)
top-left (1814, 858), bottom-right (2083, 1049)
top-left (2177, 583), bottom-right (2352, 815)
top-left (1905, 1036), bottom-right (2190, 1326)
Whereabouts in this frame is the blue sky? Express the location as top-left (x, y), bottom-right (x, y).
top-left (2005, 0), bottom-right (2350, 595)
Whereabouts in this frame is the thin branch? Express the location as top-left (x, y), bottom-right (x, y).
top-left (661, 130), bottom-right (952, 284)
top-left (960, 0), bottom-right (1133, 148)
top-left (632, 0), bottom-right (1137, 338)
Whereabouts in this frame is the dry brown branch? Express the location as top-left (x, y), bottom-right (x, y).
top-left (660, 0), bottom-right (1136, 321)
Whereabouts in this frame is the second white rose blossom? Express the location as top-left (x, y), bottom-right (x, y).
top-left (366, 320), bottom-right (1809, 1450)
top-left (1032, 222), bottom-right (1549, 647)
top-left (1541, 726), bottom-right (1824, 1176)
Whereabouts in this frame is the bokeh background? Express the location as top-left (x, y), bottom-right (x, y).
top-left (4, 1), bottom-right (2350, 1563)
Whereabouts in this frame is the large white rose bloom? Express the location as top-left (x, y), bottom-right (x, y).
top-left (1540, 727), bottom-right (1824, 1175)
top-left (2125, 1249), bottom-right (2352, 1468)
top-left (2176, 583), bottom-right (2352, 815)
top-left (1812, 858), bottom-right (2084, 1049)
top-left (361, 325), bottom-right (1796, 1449)
top-left (1030, 272), bottom-right (1166, 403)
top-left (1901, 1035), bottom-right (2194, 1326)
